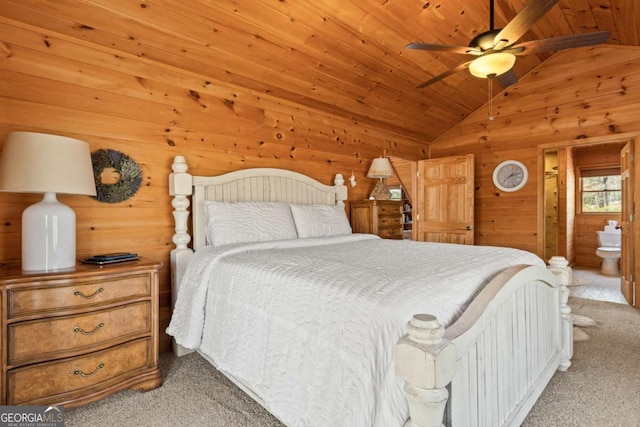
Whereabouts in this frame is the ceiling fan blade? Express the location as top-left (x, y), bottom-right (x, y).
top-left (496, 70), bottom-right (518, 88)
top-left (406, 42), bottom-right (481, 56)
top-left (493, 0), bottom-right (558, 50)
top-left (416, 61), bottom-right (473, 88)
top-left (512, 30), bottom-right (611, 55)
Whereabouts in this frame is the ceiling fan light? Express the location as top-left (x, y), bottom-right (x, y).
top-left (468, 52), bottom-right (516, 78)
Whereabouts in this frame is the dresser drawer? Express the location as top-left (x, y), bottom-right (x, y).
top-left (8, 274), bottom-right (151, 318)
top-left (378, 215), bottom-right (402, 227)
top-left (7, 338), bottom-right (152, 405)
top-left (8, 302), bottom-right (151, 365)
top-left (377, 203), bottom-right (402, 215)
top-left (379, 228), bottom-right (403, 240)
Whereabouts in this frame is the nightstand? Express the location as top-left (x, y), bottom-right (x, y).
top-left (350, 200), bottom-right (403, 239)
top-left (0, 258), bottom-right (163, 407)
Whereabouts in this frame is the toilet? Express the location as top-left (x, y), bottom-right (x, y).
top-left (595, 220), bottom-right (621, 276)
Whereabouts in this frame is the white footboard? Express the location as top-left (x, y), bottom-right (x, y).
top-left (396, 258), bottom-right (572, 427)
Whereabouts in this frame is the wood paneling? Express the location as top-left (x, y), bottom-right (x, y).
top-left (430, 45), bottom-right (640, 261)
top-left (0, 1), bottom-right (637, 142)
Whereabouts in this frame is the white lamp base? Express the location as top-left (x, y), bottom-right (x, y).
top-left (22, 192), bottom-right (76, 271)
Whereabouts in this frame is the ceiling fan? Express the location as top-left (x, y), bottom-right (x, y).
top-left (406, 0), bottom-right (610, 89)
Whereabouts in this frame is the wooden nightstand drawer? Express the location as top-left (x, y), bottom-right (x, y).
top-left (7, 338), bottom-right (152, 405)
top-left (378, 204), bottom-right (402, 215)
top-left (378, 215), bottom-right (402, 227)
top-left (9, 302), bottom-right (151, 365)
top-left (8, 273), bottom-right (151, 318)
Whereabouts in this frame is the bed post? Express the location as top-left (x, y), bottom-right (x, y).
top-left (548, 256), bottom-right (573, 371)
top-left (395, 314), bottom-right (456, 427)
top-left (169, 155), bottom-right (194, 356)
top-left (334, 173), bottom-right (348, 206)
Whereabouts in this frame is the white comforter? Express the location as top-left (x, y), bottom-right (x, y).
top-left (167, 234), bottom-right (545, 427)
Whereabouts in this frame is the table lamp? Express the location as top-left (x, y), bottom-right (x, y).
top-left (367, 156), bottom-right (394, 200)
top-left (0, 132), bottom-right (97, 271)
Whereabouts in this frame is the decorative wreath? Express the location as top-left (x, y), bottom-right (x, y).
top-left (91, 149), bottom-right (143, 204)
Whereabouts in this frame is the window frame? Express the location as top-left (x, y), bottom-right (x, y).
top-left (578, 167), bottom-right (622, 214)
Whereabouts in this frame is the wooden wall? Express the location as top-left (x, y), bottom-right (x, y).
top-left (429, 45), bottom-right (640, 262)
top-left (0, 17), bottom-right (427, 351)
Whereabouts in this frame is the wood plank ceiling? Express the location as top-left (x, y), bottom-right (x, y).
top-left (1, 0), bottom-right (638, 142)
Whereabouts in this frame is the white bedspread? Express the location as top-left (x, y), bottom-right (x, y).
top-left (167, 234), bottom-right (545, 427)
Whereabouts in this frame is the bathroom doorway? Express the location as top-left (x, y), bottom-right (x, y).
top-left (543, 143), bottom-right (625, 267)
top-left (541, 137), bottom-right (638, 307)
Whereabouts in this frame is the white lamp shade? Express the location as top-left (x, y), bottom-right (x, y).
top-left (0, 132), bottom-right (97, 196)
top-left (468, 52), bottom-right (516, 78)
top-left (367, 157), bottom-right (394, 179)
top-left (0, 132), bottom-right (97, 271)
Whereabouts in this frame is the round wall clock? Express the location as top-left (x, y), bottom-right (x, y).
top-left (493, 160), bottom-right (528, 192)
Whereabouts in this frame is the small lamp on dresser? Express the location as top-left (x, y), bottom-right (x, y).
top-left (367, 156), bottom-right (394, 200)
top-left (0, 131), bottom-right (96, 271)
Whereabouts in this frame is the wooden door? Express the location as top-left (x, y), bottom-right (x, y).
top-left (620, 141), bottom-right (635, 306)
top-left (415, 155), bottom-right (475, 244)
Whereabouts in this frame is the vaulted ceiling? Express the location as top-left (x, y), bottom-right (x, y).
top-left (2, 0), bottom-right (639, 142)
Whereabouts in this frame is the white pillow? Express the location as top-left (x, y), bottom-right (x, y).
top-left (290, 204), bottom-right (352, 238)
top-left (204, 201), bottom-right (298, 246)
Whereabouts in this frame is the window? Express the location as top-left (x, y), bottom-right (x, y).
top-left (581, 169), bottom-right (621, 213)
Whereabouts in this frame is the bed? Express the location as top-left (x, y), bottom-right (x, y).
top-left (166, 155), bottom-right (573, 427)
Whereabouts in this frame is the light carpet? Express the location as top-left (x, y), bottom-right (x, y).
top-left (522, 297), bottom-right (640, 427)
top-left (65, 297), bottom-right (640, 427)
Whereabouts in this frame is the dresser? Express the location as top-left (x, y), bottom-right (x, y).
top-left (0, 258), bottom-right (162, 407)
top-left (350, 200), bottom-right (403, 239)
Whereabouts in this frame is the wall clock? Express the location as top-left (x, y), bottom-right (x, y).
top-left (493, 160), bottom-right (528, 192)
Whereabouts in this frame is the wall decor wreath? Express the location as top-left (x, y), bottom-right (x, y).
top-left (91, 149), bottom-right (143, 203)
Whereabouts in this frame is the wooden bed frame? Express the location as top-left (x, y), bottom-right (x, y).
top-left (168, 155), bottom-right (573, 427)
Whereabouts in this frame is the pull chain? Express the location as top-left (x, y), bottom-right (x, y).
top-left (488, 75), bottom-right (495, 121)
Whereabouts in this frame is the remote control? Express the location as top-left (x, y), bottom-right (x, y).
top-left (90, 252), bottom-right (138, 261)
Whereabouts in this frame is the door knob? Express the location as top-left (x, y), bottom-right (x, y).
top-left (615, 225), bottom-right (622, 230)
top-left (465, 225), bottom-right (473, 231)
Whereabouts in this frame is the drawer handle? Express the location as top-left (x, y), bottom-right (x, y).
top-left (74, 362), bottom-right (105, 377)
top-left (74, 287), bottom-right (104, 299)
top-left (74, 322), bottom-right (104, 335)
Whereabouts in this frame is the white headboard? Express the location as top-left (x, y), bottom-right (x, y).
top-left (169, 156), bottom-right (348, 252)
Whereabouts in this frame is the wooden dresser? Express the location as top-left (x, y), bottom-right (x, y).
top-left (350, 200), bottom-right (403, 239)
top-left (0, 258), bottom-right (163, 407)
